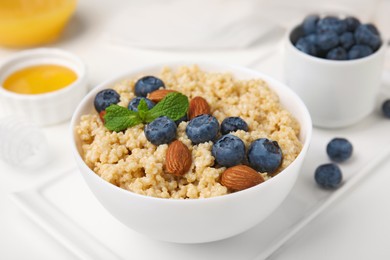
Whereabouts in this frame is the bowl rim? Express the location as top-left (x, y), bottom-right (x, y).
top-left (286, 23), bottom-right (387, 66)
top-left (70, 61), bottom-right (312, 204)
top-left (0, 48), bottom-right (87, 100)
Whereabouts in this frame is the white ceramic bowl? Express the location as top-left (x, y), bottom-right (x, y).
top-left (0, 48), bottom-right (87, 126)
top-left (284, 24), bottom-right (386, 128)
top-left (70, 62), bottom-right (312, 243)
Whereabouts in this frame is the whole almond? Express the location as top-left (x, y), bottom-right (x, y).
top-left (188, 96), bottom-right (211, 120)
top-left (166, 140), bottom-right (192, 176)
top-left (99, 111), bottom-right (106, 123)
top-left (221, 165), bottom-right (264, 191)
top-left (148, 89), bottom-right (177, 103)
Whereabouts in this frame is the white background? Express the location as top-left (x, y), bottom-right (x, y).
top-left (1, 0), bottom-right (390, 259)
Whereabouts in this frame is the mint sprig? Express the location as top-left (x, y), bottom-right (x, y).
top-left (144, 92), bottom-right (189, 123)
top-left (104, 92), bottom-right (189, 132)
top-left (103, 105), bottom-right (142, 132)
top-left (137, 98), bottom-right (149, 121)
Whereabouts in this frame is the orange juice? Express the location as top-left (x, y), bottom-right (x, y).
top-left (3, 64), bottom-right (78, 94)
top-left (0, 0), bottom-right (77, 47)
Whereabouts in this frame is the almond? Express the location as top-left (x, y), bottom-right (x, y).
top-left (99, 111), bottom-right (106, 123)
top-left (221, 165), bottom-right (264, 191)
top-left (166, 140), bottom-right (192, 176)
top-left (188, 96), bottom-right (211, 120)
top-left (148, 89), bottom-right (177, 103)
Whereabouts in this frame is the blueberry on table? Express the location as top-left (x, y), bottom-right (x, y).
top-left (348, 45), bottom-right (373, 59)
top-left (128, 97), bottom-right (155, 112)
top-left (326, 47), bottom-right (347, 60)
top-left (315, 163), bottom-right (342, 189)
top-left (339, 32), bottom-right (355, 50)
top-left (247, 138), bottom-right (282, 173)
top-left (316, 31), bottom-right (339, 51)
top-left (382, 100), bottom-right (390, 118)
top-left (344, 16), bottom-right (360, 32)
top-left (326, 138), bottom-right (353, 162)
top-left (355, 24), bottom-right (382, 51)
top-left (220, 117), bottom-right (249, 135)
top-left (144, 116), bottom-right (177, 145)
top-left (316, 16), bottom-right (347, 34)
top-left (94, 89), bottom-right (121, 113)
top-left (185, 114), bottom-right (219, 144)
top-left (212, 134), bottom-right (246, 167)
top-left (302, 15), bottom-right (319, 35)
top-left (135, 76), bottom-right (165, 97)
top-left (295, 38), bottom-right (317, 56)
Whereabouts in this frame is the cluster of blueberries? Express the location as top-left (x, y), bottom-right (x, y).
top-left (188, 115), bottom-right (283, 173)
top-left (143, 111), bottom-right (283, 173)
top-left (94, 76), bottom-right (284, 174)
top-left (294, 15), bottom-right (382, 60)
top-left (314, 138), bottom-right (353, 189)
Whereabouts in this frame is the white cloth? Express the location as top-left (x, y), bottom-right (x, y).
top-left (104, 0), bottom-right (386, 50)
top-left (105, 0), bottom-right (278, 50)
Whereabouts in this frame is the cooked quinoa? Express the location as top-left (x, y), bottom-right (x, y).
top-left (76, 65), bottom-right (302, 199)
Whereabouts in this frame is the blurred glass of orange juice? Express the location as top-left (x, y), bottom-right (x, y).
top-left (0, 0), bottom-right (77, 48)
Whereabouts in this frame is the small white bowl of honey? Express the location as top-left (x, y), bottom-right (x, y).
top-left (0, 48), bottom-right (87, 125)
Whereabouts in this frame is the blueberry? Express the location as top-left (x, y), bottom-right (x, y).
top-left (316, 31), bottom-right (339, 51)
top-left (355, 24), bottom-right (382, 51)
top-left (186, 114), bottom-right (219, 144)
top-left (295, 37), bottom-right (317, 56)
top-left (212, 134), bottom-right (245, 167)
top-left (135, 76), bottom-right (165, 97)
top-left (314, 163), bottom-right (342, 189)
top-left (382, 99), bottom-right (390, 118)
top-left (366, 23), bottom-right (380, 35)
top-left (144, 116), bottom-right (177, 145)
top-left (220, 117), bottom-right (249, 135)
top-left (348, 45), bottom-right (373, 59)
top-left (94, 89), bottom-right (121, 113)
top-left (247, 138), bottom-right (282, 173)
top-left (326, 47), bottom-right (347, 60)
top-left (302, 15), bottom-right (319, 35)
top-left (326, 138), bottom-right (353, 162)
top-left (127, 97), bottom-right (155, 112)
top-left (316, 16), bottom-right (347, 34)
top-left (344, 16), bottom-right (360, 32)
top-left (339, 32), bottom-right (355, 50)
top-left (304, 34), bottom-right (317, 46)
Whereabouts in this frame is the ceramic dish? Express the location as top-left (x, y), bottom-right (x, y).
top-left (70, 62), bottom-right (312, 243)
top-left (0, 48), bottom-right (88, 126)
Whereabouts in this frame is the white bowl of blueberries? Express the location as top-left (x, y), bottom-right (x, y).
top-left (285, 14), bottom-right (386, 128)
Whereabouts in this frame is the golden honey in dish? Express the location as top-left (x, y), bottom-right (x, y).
top-left (3, 64), bottom-right (77, 94)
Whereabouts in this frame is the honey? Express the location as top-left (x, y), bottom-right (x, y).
top-left (3, 64), bottom-right (77, 94)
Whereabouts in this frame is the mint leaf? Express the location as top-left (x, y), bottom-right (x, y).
top-left (145, 92), bottom-right (189, 122)
top-left (137, 98), bottom-right (149, 121)
top-left (104, 104), bottom-right (142, 132)
top-left (103, 92), bottom-right (189, 132)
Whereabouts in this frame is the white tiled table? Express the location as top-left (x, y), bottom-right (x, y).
top-left (1, 1), bottom-right (390, 259)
